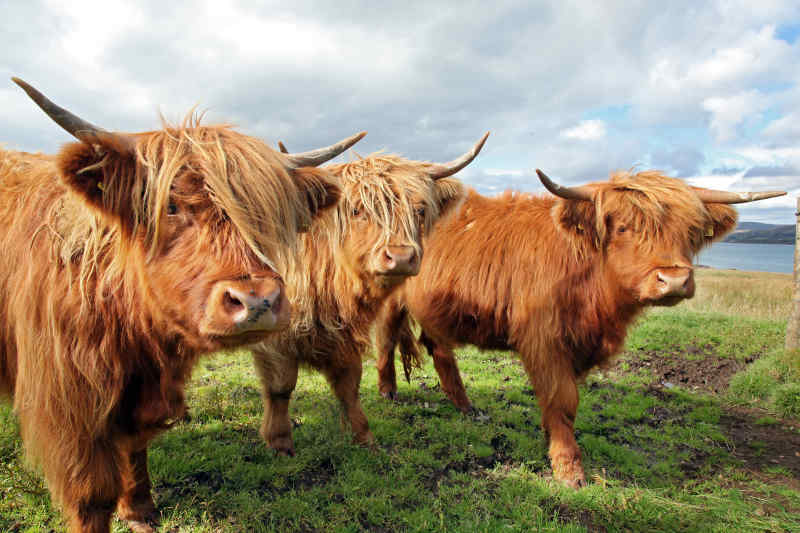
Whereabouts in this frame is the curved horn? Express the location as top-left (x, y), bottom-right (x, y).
top-left (277, 141), bottom-right (289, 154)
top-left (535, 169), bottom-right (594, 201)
top-left (284, 131), bottom-right (366, 168)
top-left (428, 132), bottom-right (490, 180)
top-left (692, 187), bottom-right (787, 204)
top-left (12, 77), bottom-right (135, 151)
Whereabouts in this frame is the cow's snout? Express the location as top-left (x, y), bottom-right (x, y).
top-left (379, 245), bottom-right (419, 276)
top-left (655, 267), bottom-right (695, 300)
top-left (200, 277), bottom-right (290, 338)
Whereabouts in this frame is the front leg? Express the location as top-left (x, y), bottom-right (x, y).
top-left (51, 437), bottom-right (123, 533)
top-left (322, 351), bottom-right (373, 445)
top-left (116, 447), bottom-right (158, 533)
top-left (521, 351), bottom-right (585, 488)
top-left (252, 346), bottom-right (299, 456)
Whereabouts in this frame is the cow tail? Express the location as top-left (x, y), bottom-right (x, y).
top-left (397, 307), bottom-right (423, 383)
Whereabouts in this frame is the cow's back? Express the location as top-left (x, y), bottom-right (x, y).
top-left (402, 190), bottom-right (580, 350)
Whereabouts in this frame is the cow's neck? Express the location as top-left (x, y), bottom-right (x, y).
top-left (558, 251), bottom-right (643, 374)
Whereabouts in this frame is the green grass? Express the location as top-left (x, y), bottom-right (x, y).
top-left (1, 270), bottom-right (799, 532)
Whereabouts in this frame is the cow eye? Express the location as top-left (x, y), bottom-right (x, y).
top-left (352, 207), bottom-right (361, 217)
top-left (167, 203), bottom-right (179, 216)
top-left (617, 225), bottom-right (627, 234)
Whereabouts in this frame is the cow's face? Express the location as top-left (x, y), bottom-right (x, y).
top-left (55, 127), bottom-right (344, 350)
top-left (553, 171), bottom-right (737, 307)
top-left (329, 156), bottom-right (465, 293)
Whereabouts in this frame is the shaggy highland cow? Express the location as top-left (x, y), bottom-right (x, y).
top-left (0, 78), bottom-right (364, 533)
top-left (253, 134), bottom-right (487, 454)
top-left (375, 169), bottom-right (784, 487)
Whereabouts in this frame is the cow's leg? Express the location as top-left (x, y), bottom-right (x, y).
top-left (253, 348), bottom-right (298, 456)
top-left (323, 354), bottom-right (373, 445)
top-left (421, 334), bottom-right (471, 412)
top-left (521, 353), bottom-right (585, 488)
top-left (116, 447), bottom-right (158, 533)
top-left (375, 300), bottom-right (401, 400)
top-left (52, 439), bottom-right (123, 533)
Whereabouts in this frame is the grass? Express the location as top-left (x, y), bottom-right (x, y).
top-left (1, 268), bottom-right (798, 532)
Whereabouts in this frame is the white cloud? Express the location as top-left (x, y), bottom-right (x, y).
top-left (702, 90), bottom-right (767, 142)
top-left (484, 169), bottom-right (526, 176)
top-left (763, 111), bottom-right (800, 144)
top-left (559, 120), bottom-right (606, 141)
top-left (2, 0), bottom-right (799, 223)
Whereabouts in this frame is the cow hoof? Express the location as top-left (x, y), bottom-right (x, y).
top-left (268, 436), bottom-right (296, 457)
top-left (271, 445), bottom-right (296, 457)
top-left (117, 503), bottom-right (158, 533)
top-left (380, 390), bottom-right (398, 401)
top-left (458, 403), bottom-right (475, 415)
top-left (551, 457), bottom-right (586, 489)
top-left (354, 431), bottom-right (375, 447)
top-left (124, 518), bottom-right (158, 533)
top-left (561, 476), bottom-right (587, 489)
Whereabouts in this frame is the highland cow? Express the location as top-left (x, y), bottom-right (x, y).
top-left (375, 169), bottom-right (784, 487)
top-left (0, 78), bottom-right (364, 532)
top-left (252, 134), bottom-right (488, 454)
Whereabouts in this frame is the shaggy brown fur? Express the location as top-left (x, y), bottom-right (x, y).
top-left (0, 119), bottom-right (340, 532)
top-left (375, 170), bottom-right (740, 488)
top-left (251, 153), bottom-right (465, 454)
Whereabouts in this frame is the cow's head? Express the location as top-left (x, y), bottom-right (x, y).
top-left (14, 78), bottom-right (364, 350)
top-left (317, 133), bottom-right (487, 293)
top-left (541, 169), bottom-right (785, 307)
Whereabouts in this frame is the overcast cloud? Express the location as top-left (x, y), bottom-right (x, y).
top-left (2, 0), bottom-right (799, 223)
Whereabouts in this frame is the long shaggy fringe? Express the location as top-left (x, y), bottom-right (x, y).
top-left (283, 153), bottom-right (463, 340)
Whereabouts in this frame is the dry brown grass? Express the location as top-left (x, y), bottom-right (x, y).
top-left (680, 268), bottom-right (793, 321)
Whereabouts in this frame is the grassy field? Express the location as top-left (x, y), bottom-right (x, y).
top-left (1, 269), bottom-right (799, 532)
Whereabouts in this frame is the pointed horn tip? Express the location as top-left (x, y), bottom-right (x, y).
top-left (11, 77), bottom-right (35, 94)
top-left (473, 131), bottom-right (490, 155)
top-left (756, 191), bottom-right (787, 200)
top-left (338, 130), bottom-right (367, 151)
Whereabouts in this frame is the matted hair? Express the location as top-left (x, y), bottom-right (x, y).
top-left (41, 116), bottom-right (312, 307)
top-left (281, 153), bottom-right (463, 335)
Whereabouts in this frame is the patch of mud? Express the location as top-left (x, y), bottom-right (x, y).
top-left (554, 503), bottom-right (608, 533)
top-left (719, 407), bottom-right (800, 479)
top-left (291, 456), bottom-right (337, 491)
top-left (611, 344), bottom-right (758, 394)
top-left (423, 432), bottom-right (519, 493)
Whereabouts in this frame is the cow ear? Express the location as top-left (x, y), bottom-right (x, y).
top-left (552, 198), bottom-right (600, 247)
top-left (291, 166), bottom-right (341, 229)
top-left (432, 177), bottom-right (465, 216)
top-left (702, 203), bottom-right (738, 243)
top-left (56, 139), bottom-right (141, 233)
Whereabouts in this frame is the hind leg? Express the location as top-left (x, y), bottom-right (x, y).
top-left (422, 334), bottom-right (472, 412)
top-left (375, 300), bottom-right (402, 400)
top-left (253, 347), bottom-right (298, 456)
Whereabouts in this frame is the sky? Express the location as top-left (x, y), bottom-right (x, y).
top-left (2, 0), bottom-right (799, 224)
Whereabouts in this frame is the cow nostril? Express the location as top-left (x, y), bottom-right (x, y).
top-left (223, 290), bottom-right (245, 314)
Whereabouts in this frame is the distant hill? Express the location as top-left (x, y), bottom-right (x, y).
top-left (723, 221), bottom-right (795, 245)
